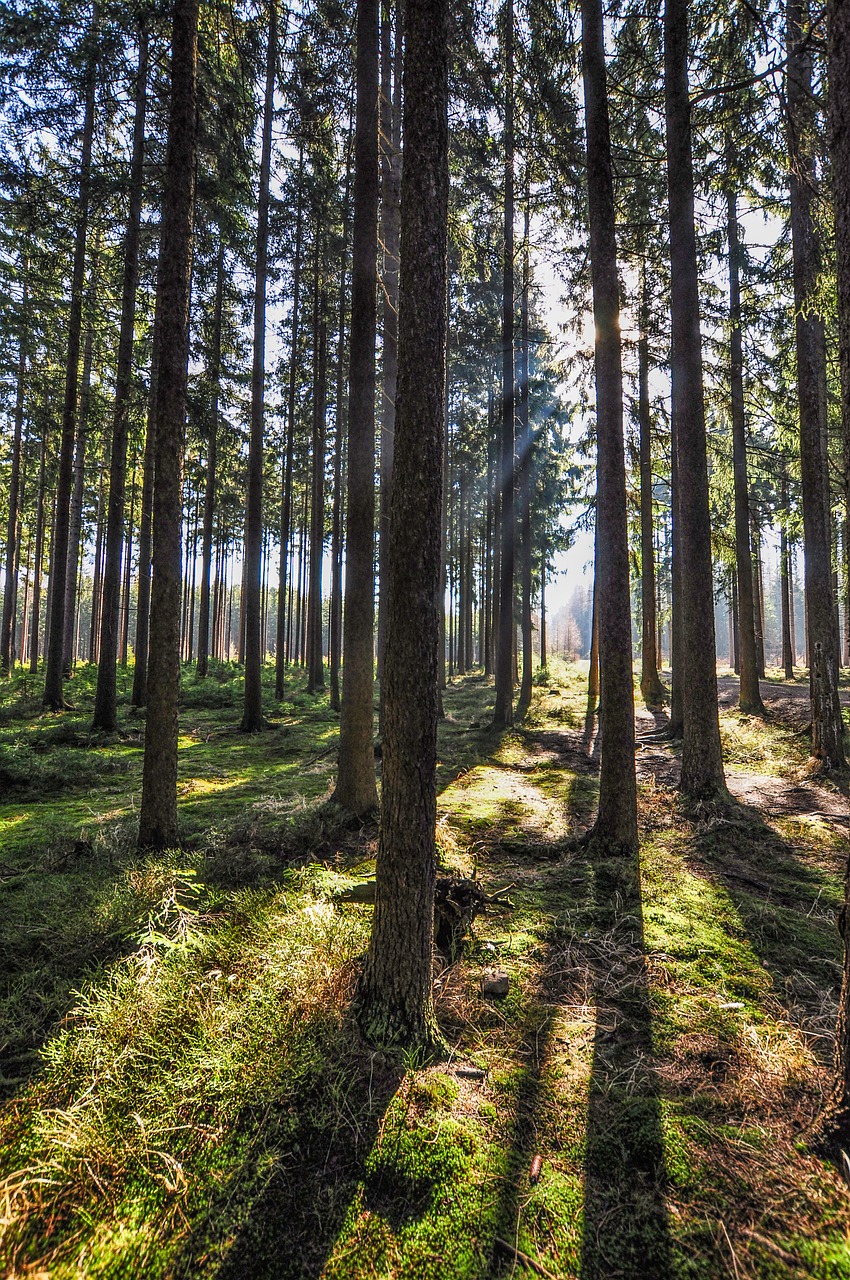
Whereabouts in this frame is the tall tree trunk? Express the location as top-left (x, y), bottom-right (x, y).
top-left (131, 308), bottom-right (160, 707)
top-left (664, 0), bottom-right (727, 800)
top-left (275, 146), bottom-right (305, 701)
top-left (94, 24), bottom-right (148, 724)
top-left (517, 194), bottom-right (533, 715)
top-left (1, 266), bottom-right (27, 675)
top-left (43, 29), bottom-right (97, 709)
top-left (241, 0), bottom-right (277, 732)
top-left (827, 0), bottom-right (850, 1128)
top-left (788, 0), bottom-right (845, 767)
top-left (329, 157), bottom-right (352, 714)
top-left (493, 0), bottom-right (515, 728)
top-left (307, 255), bottom-right (327, 694)
top-left (196, 243), bottom-right (224, 680)
top-left (727, 187), bottom-right (764, 713)
top-left (120, 463), bottom-right (137, 665)
top-left (334, 0), bottom-right (380, 815)
top-left (752, 521), bottom-right (766, 677)
top-left (377, 0), bottom-right (401, 699)
top-left (355, 0), bottom-right (449, 1053)
top-left (637, 265), bottom-right (665, 706)
top-left (29, 437), bottom-right (48, 673)
top-left (138, 0), bottom-right (199, 849)
top-left (63, 265), bottom-right (98, 674)
top-left (581, 0), bottom-right (637, 853)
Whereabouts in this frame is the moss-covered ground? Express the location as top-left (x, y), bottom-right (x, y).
top-left (0, 658), bottom-right (849, 1278)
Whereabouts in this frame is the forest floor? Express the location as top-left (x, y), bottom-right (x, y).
top-left (0, 659), bottom-right (849, 1279)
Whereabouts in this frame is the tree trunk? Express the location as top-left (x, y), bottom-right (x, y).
top-left (664, 0), bottom-right (727, 800)
top-left (307, 253), bottom-right (327, 694)
top-left (120, 463), bottom-right (137, 665)
top-left (329, 155), bottom-right (352, 714)
top-left (517, 194), bottom-right (533, 715)
top-left (138, 0), bottom-right (199, 849)
top-left (275, 146), bottom-right (305, 701)
top-left (196, 243), bottom-right (224, 680)
top-left (788, 0), bottom-right (845, 767)
top-left (43, 32), bottom-right (97, 709)
top-left (333, 0), bottom-right (380, 815)
top-left (752, 522), bottom-right (766, 678)
top-left (131, 307), bottom-right (160, 707)
top-left (355, 0), bottom-right (449, 1053)
top-left (93, 24), bottom-right (148, 722)
top-left (1, 265), bottom-right (27, 676)
top-left (63, 266), bottom-right (97, 675)
top-left (637, 266), bottom-right (665, 706)
top-left (377, 0), bottom-right (402, 701)
top-left (29, 436), bottom-right (48, 673)
top-left (727, 187), bottom-right (764, 713)
top-left (581, 0), bottom-right (637, 853)
top-left (241, 0), bottom-right (277, 731)
top-left (493, 0), bottom-right (515, 728)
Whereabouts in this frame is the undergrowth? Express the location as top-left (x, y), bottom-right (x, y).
top-left (0, 659), bottom-right (849, 1278)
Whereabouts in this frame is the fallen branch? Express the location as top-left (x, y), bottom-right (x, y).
top-left (493, 1237), bottom-right (561, 1279)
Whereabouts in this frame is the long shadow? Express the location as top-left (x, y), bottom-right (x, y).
top-left (169, 1042), bottom-right (403, 1280)
top-left (680, 798), bottom-right (845, 1057)
top-left (580, 851), bottom-right (672, 1280)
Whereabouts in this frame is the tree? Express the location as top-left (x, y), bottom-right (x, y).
top-left (355, 0), bottom-right (450, 1053)
top-left (333, 0), bottom-right (379, 816)
top-left (137, 0), bottom-right (199, 849)
top-left (581, 0), bottom-right (638, 853)
top-left (664, 0), bottom-right (728, 801)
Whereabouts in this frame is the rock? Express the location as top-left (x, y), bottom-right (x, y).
top-left (481, 969), bottom-right (509, 998)
top-left (454, 1066), bottom-right (486, 1080)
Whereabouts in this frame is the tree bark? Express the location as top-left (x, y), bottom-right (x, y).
top-left (788, 0), bottom-right (845, 767)
top-left (131, 307), bottom-right (160, 707)
top-left (581, 0), bottom-right (638, 853)
top-left (1, 265), bottom-right (27, 676)
top-left (517, 194), bottom-right (533, 715)
top-left (138, 0), bottom-right (199, 849)
top-left (493, 0), bottom-right (515, 728)
top-left (196, 242), bottom-right (224, 680)
top-left (241, 0), bottom-right (277, 732)
top-left (637, 266), bottom-right (665, 706)
top-left (355, 0), bottom-right (449, 1053)
top-left (307, 251), bottom-right (327, 694)
top-left (664, 0), bottom-right (727, 800)
top-left (334, 0), bottom-right (380, 815)
top-left (43, 30), bottom-right (97, 709)
top-left (727, 188), bottom-right (764, 714)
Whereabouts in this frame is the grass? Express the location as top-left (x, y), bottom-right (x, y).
top-left (1, 658), bottom-right (849, 1277)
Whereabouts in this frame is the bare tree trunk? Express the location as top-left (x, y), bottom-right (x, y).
top-left (131, 309), bottom-right (160, 707)
top-left (637, 266), bottom-right (665, 706)
top-left (788, 0), bottom-right (845, 767)
top-left (329, 154), bottom-right (352, 713)
top-left (29, 436), bottom-right (48, 673)
top-left (727, 187), bottom-right (764, 713)
top-left (120, 463), bottom-right (137, 666)
top-left (196, 244), bottom-right (224, 680)
top-left (493, 0), bottom-right (515, 728)
top-left (334, 0), bottom-right (380, 815)
top-left (1, 265), bottom-right (27, 675)
top-left (241, 0), bottom-right (277, 731)
top-left (517, 194), bottom-right (533, 715)
top-left (355, 0), bottom-right (449, 1053)
top-left (664, 0), bottom-right (727, 799)
top-left (44, 30), bottom-right (97, 709)
top-left (63, 265), bottom-right (98, 675)
top-left (581, 0), bottom-right (637, 852)
top-left (138, 0), bottom-right (199, 849)
top-left (307, 252), bottom-right (327, 694)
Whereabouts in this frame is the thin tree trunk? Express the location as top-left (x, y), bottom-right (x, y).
top-left (196, 243), bottom-right (224, 680)
top-left (334, 0), bottom-right (380, 815)
top-left (132, 309), bottom-right (160, 707)
top-left (493, 0), bottom-right (515, 728)
top-left (664, 0), bottom-right (727, 799)
top-left (1, 265), bottom-right (27, 675)
top-left (43, 31), bottom-right (97, 709)
top-left (517, 193), bottom-right (533, 714)
top-left (138, 0), bottom-right (199, 849)
top-left (241, 0), bottom-right (277, 730)
top-left (752, 521), bottom-right (766, 678)
top-left (329, 154), bottom-right (352, 713)
top-left (637, 265), bottom-right (665, 705)
top-left (63, 267), bottom-right (98, 675)
top-left (29, 436), bottom-right (47, 673)
top-left (307, 251), bottom-right (327, 694)
top-left (120, 462), bottom-right (137, 666)
top-left (355, 0), bottom-right (449, 1053)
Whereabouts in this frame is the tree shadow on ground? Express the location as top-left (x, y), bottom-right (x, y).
top-left (169, 1043), bottom-right (403, 1280)
top-left (579, 852), bottom-right (672, 1280)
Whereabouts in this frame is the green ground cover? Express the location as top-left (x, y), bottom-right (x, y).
top-left (0, 660), bottom-right (849, 1278)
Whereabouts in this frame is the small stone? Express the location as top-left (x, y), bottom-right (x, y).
top-left (454, 1066), bottom-right (486, 1080)
top-left (482, 970), bottom-right (509, 998)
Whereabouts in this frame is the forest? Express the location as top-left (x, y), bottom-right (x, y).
top-left (1, 0), bottom-right (850, 1273)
